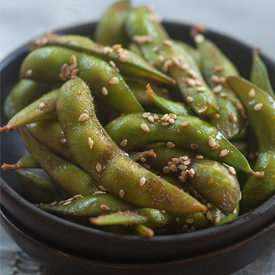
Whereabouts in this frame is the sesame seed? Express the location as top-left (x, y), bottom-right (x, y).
top-left (98, 185), bottom-right (107, 191)
top-left (181, 64), bottom-right (189, 71)
top-left (196, 80), bottom-right (204, 86)
top-left (109, 60), bottom-right (116, 68)
top-left (215, 65), bottom-right (224, 72)
top-left (194, 34), bottom-right (204, 43)
top-left (207, 202), bottom-right (213, 208)
top-left (88, 137), bottom-right (94, 149)
top-left (162, 40), bottom-right (173, 47)
top-left (172, 56), bottom-right (181, 67)
top-left (167, 142), bottom-right (176, 148)
top-left (141, 123), bottom-right (150, 133)
top-left (153, 46), bottom-right (159, 53)
top-left (140, 157), bottom-right (147, 162)
top-left (161, 114), bottom-right (169, 121)
top-left (103, 47), bottom-right (113, 54)
top-left (230, 112), bottom-right (238, 123)
top-left (163, 60), bottom-right (173, 72)
top-left (228, 166), bottom-right (236, 176)
top-left (109, 77), bottom-right (119, 85)
top-left (208, 179), bottom-right (214, 184)
top-left (178, 175), bottom-right (187, 183)
top-left (163, 166), bottom-right (170, 174)
top-left (190, 143), bottom-right (199, 150)
top-left (96, 162), bottom-right (102, 173)
top-left (196, 155), bottom-right (204, 160)
top-left (206, 210), bottom-right (213, 221)
top-left (214, 216), bottom-right (221, 224)
top-left (120, 139), bottom-right (128, 147)
top-left (197, 86), bottom-right (206, 92)
top-left (153, 114), bottom-right (159, 120)
top-left (25, 69), bottom-right (32, 77)
top-left (187, 96), bottom-right (194, 103)
top-left (139, 177), bottom-right (146, 186)
top-left (220, 92), bottom-right (228, 98)
top-left (170, 164), bottom-right (178, 172)
top-left (161, 122), bottom-right (170, 127)
top-left (232, 208), bottom-right (237, 215)
top-left (148, 115), bottom-right (155, 123)
top-left (78, 113), bottom-right (89, 122)
top-left (188, 70), bottom-right (198, 79)
top-left (219, 149), bottom-right (230, 158)
top-left (50, 201), bottom-right (57, 206)
top-left (133, 34), bottom-right (153, 44)
top-left (172, 158), bottom-right (180, 164)
top-left (178, 164), bottom-right (187, 171)
top-left (254, 103), bottom-right (263, 111)
top-left (119, 189), bottom-right (125, 198)
top-left (63, 201), bottom-right (72, 206)
top-left (158, 55), bottom-right (165, 62)
top-left (100, 204), bottom-right (110, 211)
top-left (214, 113), bottom-right (220, 119)
top-left (58, 200), bottom-right (65, 205)
top-left (102, 87), bottom-right (108, 96)
top-left (169, 113), bottom-right (177, 119)
top-left (73, 194), bottom-right (83, 199)
top-left (186, 218), bottom-right (194, 224)
top-left (60, 138), bottom-right (67, 144)
top-left (183, 159), bottom-right (191, 165)
top-left (248, 89), bottom-right (255, 98)
top-left (112, 44), bottom-right (122, 51)
top-left (148, 13), bottom-right (162, 23)
top-left (168, 118), bottom-right (175, 124)
top-left (175, 217), bottom-right (180, 223)
top-left (208, 136), bottom-right (220, 149)
top-left (186, 78), bottom-right (196, 87)
top-left (181, 121), bottom-right (191, 127)
top-left (119, 52), bottom-right (128, 62)
top-left (213, 85), bottom-right (222, 93)
top-left (38, 101), bottom-right (46, 110)
top-left (188, 168), bottom-right (196, 178)
top-left (181, 156), bottom-right (189, 161)
top-left (142, 112), bottom-right (150, 118)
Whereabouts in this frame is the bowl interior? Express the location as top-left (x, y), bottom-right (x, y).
top-left (1, 22), bottom-right (275, 259)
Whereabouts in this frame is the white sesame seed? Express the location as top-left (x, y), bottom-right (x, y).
top-left (38, 101), bottom-right (45, 110)
top-left (168, 118), bottom-right (175, 124)
top-left (254, 103), bottom-right (263, 111)
top-left (120, 139), bottom-right (127, 147)
top-left (63, 201), bottom-right (72, 206)
top-left (194, 34), bottom-right (204, 43)
top-left (153, 46), bottom-right (159, 53)
top-left (183, 159), bottom-right (191, 165)
top-left (161, 122), bottom-right (170, 127)
top-left (228, 166), bottom-right (236, 175)
top-left (112, 44), bottom-right (122, 51)
top-left (186, 78), bottom-right (196, 87)
top-left (109, 60), bottom-right (116, 68)
top-left (214, 216), bottom-right (221, 224)
top-left (133, 34), bottom-right (153, 44)
top-left (162, 40), bottom-right (173, 47)
top-left (206, 210), bottom-right (213, 221)
top-left (197, 86), bottom-right (206, 92)
top-left (78, 113), bottom-right (89, 122)
top-left (248, 89), bottom-right (255, 98)
top-left (102, 87), bottom-right (108, 96)
top-left (230, 112), bottom-right (238, 123)
top-left (119, 52), bottom-right (128, 62)
top-left (196, 155), bottom-right (204, 160)
top-left (148, 115), bottom-right (155, 123)
top-left (186, 218), bottom-right (194, 224)
top-left (104, 47), bottom-right (113, 54)
top-left (119, 189), bottom-right (125, 198)
top-left (172, 158), bottom-right (180, 164)
top-left (73, 194), bottom-right (83, 199)
top-left (163, 166), bottom-right (170, 174)
top-left (219, 149), bottom-right (230, 158)
top-left (232, 208), bottom-right (237, 215)
top-left (188, 168), bottom-right (195, 178)
top-left (141, 123), bottom-right (150, 133)
top-left (208, 136), bottom-right (220, 149)
top-left (181, 121), bottom-right (191, 127)
top-left (96, 162), bottom-right (102, 173)
top-left (109, 77), bottom-right (119, 85)
top-left (178, 164), bottom-right (187, 171)
top-left (153, 114), bottom-right (159, 120)
top-left (158, 55), bottom-right (165, 62)
top-left (142, 112), bottom-right (150, 118)
top-left (181, 64), bottom-right (189, 71)
top-left (215, 65), bottom-right (224, 72)
top-left (167, 142), bottom-right (176, 148)
top-left (98, 185), bottom-right (107, 191)
top-left (163, 60), bottom-right (173, 72)
top-left (188, 70), bottom-right (198, 79)
top-left (88, 137), bottom-right (94, 149)
top-left (25, 69), bottom-right (32, 77)
top-left (213, 85), bottom-right (222, 93)
top-left (139, 177), bottom-right (146, 186)
top-left (169, 164), bottom-right (178, 172)
top-left (100, 204), bottom-right (110, 211)
top-left (140, 157), bottom-right (147, 162)
top-left (187, 96), bottom-right (194, 103)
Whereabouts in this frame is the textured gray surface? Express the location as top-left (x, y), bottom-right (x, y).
top-left (0, 0), bottom-right (274, 274)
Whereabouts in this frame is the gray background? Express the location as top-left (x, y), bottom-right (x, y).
top-left (0, 0), bottom-right (274, 274)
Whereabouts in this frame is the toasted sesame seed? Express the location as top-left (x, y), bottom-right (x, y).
top-left (73, 194), bottom-right (83, 199)
top-left (133, 34), bottom-right (153, 44)
top-left (248, 89), bottom-right (255, 98)
top-left (102, 87), bottom-right (108, 96)
top-left (153, 46), bottom-right (159, 53)
top-left (109, 60), bottom-right (116, 68)
top-left (214, 216), bottom-right (221, 224)
top-left (140, 157), bottom-right (147, 162)
top-left (167, 142), bottom-right (176, 148)
top-left (181, 121), bottom-right (191, 127)
top-left (60, 138), bottom-right (67, 144)
top-left (119, 52), bottom-right (128, 62)
top-left (168, 118), bottom-right (175, 124)
top-left (120, 139), bottom-right (127, 147)
top-left (153, 114), bottom-right (159, 120)
top-left (208, 136), bottom-right (220, 149)
top-left (207, 202), bottom-right (213, 208)
top-left (196, 155), bottom-right (204, 160)
top-left (186, 78), bottom-right (196, 87)
top-left (38, 101), bottom-right (46, 110)
top-left (161, 122), bottom-right (170, 127)
top-left (119, 189), bottom-right (125, 198)
top-left (197, 86), bottom-right (206, 92)
top-left (186, 218), bottom-right (194, 224)
top-left (172, 158), bottom-right (180, 164)
top-left (190, 143), bottom-right (199, 150)
top-left (58, 200), bottom-right (65, 205)
top-left (78, 113), bottom-right (89, 122)
top-left (181, 63), bottom-right (189, 71)
top-left (25, 69), bottom-right (32, 77)
top-left (187, 96), bottom-right (194, 103)
top-left (178, 175), bottom-right (187, 183)
top-left (219, 149), bottom-right (230, 158)
top-left (100, 204), bottom-right (110, 211)
top-left (63, 201), bottom-right (72, 206)
top-left (228, 166), bottom-right (236, 175)
top-left (183, 159), bottom-right (191, 165)
top-left (163, 166), bottom-right (170, 173)
top-left (214, 113), bottom-right (220, 119)
top-left (163, 60), bottom-right (173, 72)
top-left (103, 47), bottom-right (113, 54)
top-left (148, 115), bottom-right (155, 123)
top-left (139, 177), bottom-right (146, 186)
top-left (254, 103), bottom-right (263, 111)
top-left (169, 113), bottom-right (177, 119)
top-left (112, 44), bottom-right (122, 51)
top-left (181, 155), bottom-right (189, 161)
top-left (170, 164), bottom-right (178, 172)
top-left (98, 185), bottom-right (107, 191)
top-left (188, 168), bottom-right (196, 178)
top-left (158, 55), bottom-right (165, 62)
top-left (109, 77), bottom-right (119, 85)
top-left (178, 164), bottom-right (187, 171)
top-left (141, 123), bottom-right (150, 133)
top-left (195, 80), bottom-right (204, 86)
top-left (206, 210), bottom-right (213, 221)
top-left (215, 65), bottom-right (224, 72)
top-left (232, 208), bottom-right (237, 215)
top-left (194, 34), bottom-right (204, 43)
top-left (50, 201), bottom-right (57, 206)
top-left (213, 85), bottom-right (222, 93)
top-left (96, 162), bottom-right (102, 173)
top-left (162, 39), bottom-right (173, 47)
top-left (230, 112), bottom-right (238, 123)
top-left (142, 112), bottom-right (150, 118)
top-left (188, 70), bottom-right (198, 79)
top-left (88, 137), bottom-right (94, 149)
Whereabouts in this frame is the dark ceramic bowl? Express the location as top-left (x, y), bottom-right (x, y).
top-left (1, 22), bottom-right (275, 262)
top-left (1, 206), bottom-right (274, 275)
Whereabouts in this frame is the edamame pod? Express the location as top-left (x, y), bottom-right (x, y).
top-left (105, 113), bottom-right (252, 173)
top-left (57, 77), bottom-right (206, 214)
top-left (20, 46), bottom-right (143, 114)
top-left (16, 170), bottom-right (62, 203)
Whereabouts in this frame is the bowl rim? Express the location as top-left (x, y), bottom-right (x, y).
top-left (1, 20), bottom-right (275, 244)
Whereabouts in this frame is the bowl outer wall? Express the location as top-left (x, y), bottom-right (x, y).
top-left (1, 21), bottom-right (275, 262)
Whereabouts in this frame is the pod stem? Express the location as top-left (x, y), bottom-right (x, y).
top-left (1, 163), bottom-right (21, 171)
